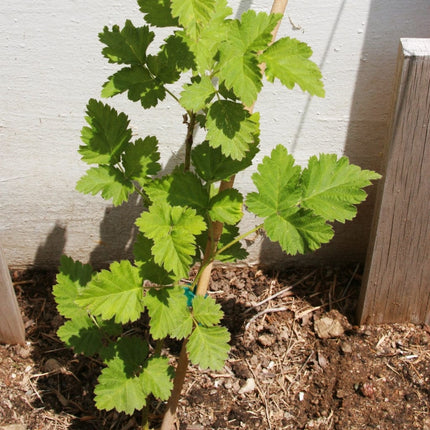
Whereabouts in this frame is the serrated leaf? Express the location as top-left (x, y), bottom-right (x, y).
top-left (79, 99), bottom-right (132, 165)
top-left (57, 316), bottom-right (121, 357)
top-left (180, 76), bottom-right (215, 112)
top-left (264, 208), bottom-right (334, 255)
top-left (206, 101), bottom-right (259, 160)
top-left (136, 202), bottom-right (206, 278)
top-left (209, 189), bottom-right (243, 224)
top-left (143, 286), bottom-right (193, 339)
top-left (192, 140), bottom-right (259, 182)
top-left (217, 11), bottom-right (281, 106)
top-left (76, 261), bottom-right (144, 324)
top-left (217, 224), bottom-right (248, 262)
top-left (99, 20), bottom-right (154, 65)
top-left (76, 165), bottom-right (134, 206)
top-left (138, 0), bottom-right (179, 27)
top-left (192, 295), bottom-right (223, 327)
top-left (53, 256), bottom-right (94, 319)
top-left (122, 136), bottom-right (161, 184)
top-left (260, 37), bottom-right (325, 97)
top-left (141, 356), bottom-right (174, 400)
top-left (187, 325), bottom-right (230, 370)
top-left (247, 145), bottom-right (333, 254)
top-left (171, 0), bottom-right (216, 40)
top-left (95, 337), bottom-right (149, 414)
top-left (301, 154), bottom-right (382, 223)
top-left (102, 66), bottom-right (166, 109)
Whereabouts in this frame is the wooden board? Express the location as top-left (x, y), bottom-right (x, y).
top-left (0, 243), bottom-right (25, 345)
top-left (358, 39), bottom-right (430, 324)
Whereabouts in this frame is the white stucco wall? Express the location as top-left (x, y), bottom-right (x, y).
top-left (1, 0), bottom-right (430, 268)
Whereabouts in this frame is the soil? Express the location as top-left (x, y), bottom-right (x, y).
top-left (1, 265), bottom-right (429, 430)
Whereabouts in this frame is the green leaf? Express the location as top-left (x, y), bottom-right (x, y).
top-left (192, 140), bottom-right (259, 182)
top-left (192, 295), bottom-right (223, 327)
top-left (79, 99), bottom-right (132, 165)
top-left (171, 0), bottom-right (216, 40)
top-left (187, 325), bottom-right (230, 370)
top-left (209, 189), bottom-right (243, 224)
top-left (76, 261), bottom-right (144, 324)
top-left (141, 356), bottom-right (174, 400)
top-left (57, 316), bottom-right (121, 357)
top-left (301, 154), bottom-right (382, 223)
top-left (102, 66), bottom-right (166, 109)
top-left (217, 224), bottom-right (248, 262)
top-left (180, 76), bottom-right (216, 112)
top-left (145, 170), bottom-right (210, 214)
top-left (143, 286), bottom-right (193, 339)
top-left (95, 337), bottom-right (149, 414)
top-left (53, 256), bottom-right (94, 319)
top-left (76, 165), bottom-right (134, 206)
top-left (99, 20), bottom-right (154, 65)
top-left (260, 37), bottom-right (325, 97)
top-left (206, 101), bottom-right (259, 160)
top-left (136, 202), bottom-right (206, 278)
top-left (247, 145), bottom-right (333, 254)
top-left (158, 33), bottom-right (195, 72)
top-left (138, 0), bottom-right (179, 27)
top-left (218, 11), bottom-right (281, 106)
top-left (122, 136), bottom-right (161, 184)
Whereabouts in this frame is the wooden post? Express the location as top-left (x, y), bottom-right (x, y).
top-left (0, 243), bottom-right (25, 345)
top-left (358, 39), bottom-right (430, 325)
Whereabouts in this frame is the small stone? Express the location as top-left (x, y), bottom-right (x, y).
top-left (258, 333), bottom-right (275, 347)
top-left (340, 341), bottom-right (352, 354)
top-left (44, 358), bottom-right (62, 373)
top-left (238, 377), bottom-right (256, 394)
top-left (314, 317), bottom-right (344, 339)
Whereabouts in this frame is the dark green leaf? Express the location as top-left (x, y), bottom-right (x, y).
top-left (138, 0), bottom-right (179, 27)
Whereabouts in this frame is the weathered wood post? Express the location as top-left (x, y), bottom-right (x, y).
top-left (0, 243), bottom-right (25, 344)
top-left (358, 38), bottom-right (430, 325)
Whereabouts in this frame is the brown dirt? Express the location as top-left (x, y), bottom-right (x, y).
top-left (1, 265), bottom-right (429, 429)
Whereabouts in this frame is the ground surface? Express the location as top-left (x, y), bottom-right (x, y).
top-left (1, 265), bottom-right (429, 430)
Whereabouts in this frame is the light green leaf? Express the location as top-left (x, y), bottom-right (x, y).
top-left (206, 101), bottom-right (259, 160)
top-left (76, 261), bottom-right (144, 324)
top-left (141, 356), bottom-right (174, 400)
top-left (180, 76), bottom-right (216, 112)
top-left (95, 337), bottom-right (149, 414)
top-left (192, 295), bottom-right (223, 327)
top-left (53, 256), bottom-right (94, 319)
top-left (217, 11), bottom-right (281, 106)
top-left (57, 316), bottom-right (121, 357)
top-left (76, 165), bottom-right (134, 206)
top-left (102, 66), bottom-right (166, 109)
top-left (260, 37), bottom-right (325, 97)
top-left (171, 0), bottom-right (216, 40)
top-left (301, 154), bottom-right (382, 223)
top-left (99, 20), bottom-right (154, 65)
top-left (136, 202), bottom-right (206, 278)
top-left (143, 286), bottom-right (193, 339)
top-left (209, 189), bottom-right (243, 225)
top-left (79, 99), bottom-right (132, 165)
top-left (192, 140), bottom-right (259, 182)
top-left (122, 136), bottom-right (161, 184)
top-left (187, 325), bottom-right (230, 370)
top-left (138, 0), bottom-right (179, 27)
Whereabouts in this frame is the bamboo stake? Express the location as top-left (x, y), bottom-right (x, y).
top-left (160, 1), bottom-right (289, 428)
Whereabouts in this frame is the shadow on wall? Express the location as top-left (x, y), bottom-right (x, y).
top-left (33, 222), bottom-right (67, 268)
top-left (259, 0), bottom-right (430, 267)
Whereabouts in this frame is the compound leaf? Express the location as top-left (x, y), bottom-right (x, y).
top-left (187, 325), bottom-right (230, 370)
top-left (79, 99), bottom-right (132, 165)
top-left (53, 256), bottom-right (94, 319)
top-left (206, 100), bottom-right (259, 160)
top-left (136, 202), bottom-right (206, 278)
top-left (260, 37), bottom-right (325, 97)
top-left (180, 76), bottom-right (216, 112)
top-left (76, 261), bottom-right (144, 324)
top-left (209, 188), bottom-right (243, 225)
top-left (141, 356), bottom-right (174, 400)
top-left (138, 0), bottom-right (179, 27)
top-left (99, 20), bottom-right (154, 65)
top-left (192, 295), bottom-right (223, 327)
top-left (143, 286), bottom-right (193, 339)
top-left (301, 154), bottom-right (382, 223)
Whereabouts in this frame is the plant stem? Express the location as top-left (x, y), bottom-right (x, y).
top-left (184, 112), bottom-right (196, 172)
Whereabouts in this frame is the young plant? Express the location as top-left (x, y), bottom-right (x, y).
top-left (53, 0), bottom-right (381, 428)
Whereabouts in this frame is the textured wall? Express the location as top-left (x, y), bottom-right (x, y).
top-left (1, 0), bottom-right (430, 268)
